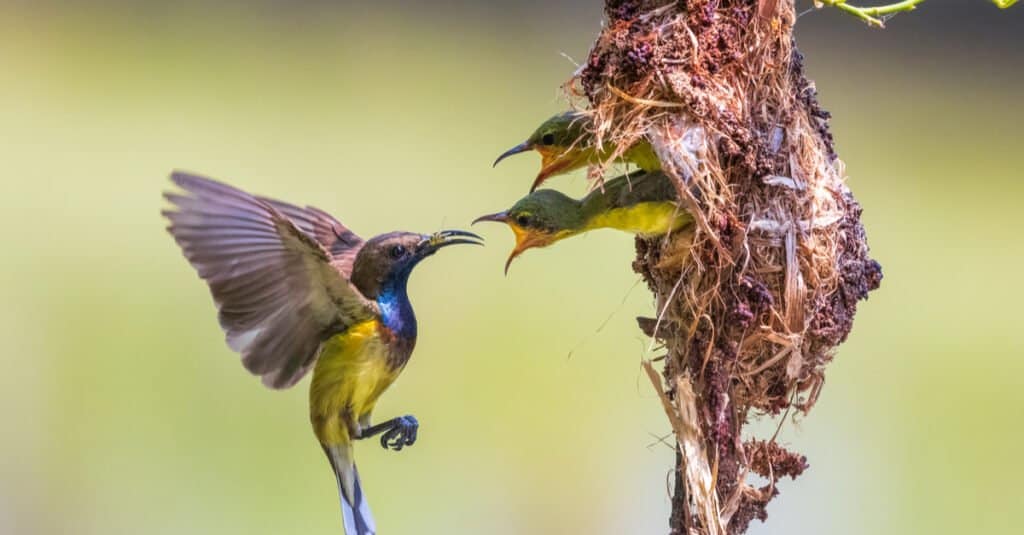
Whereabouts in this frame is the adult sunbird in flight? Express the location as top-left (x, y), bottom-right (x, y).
top-left (493, 111), bottom-right (661, 192)
top-left (163, 172), bottom-right (482, 535)
top-left (474, 170), bottom-right (691, 273)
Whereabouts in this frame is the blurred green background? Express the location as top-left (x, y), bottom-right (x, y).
top-left (1, 1), bottom-right (1020, 534)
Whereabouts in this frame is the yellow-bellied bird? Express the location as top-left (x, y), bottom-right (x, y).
top-left (163, 172), bottom-right (482, 535)
top-left (474, 170), bottom-right (690, 273)
top-left (493, 111), bottom-right (661, 192)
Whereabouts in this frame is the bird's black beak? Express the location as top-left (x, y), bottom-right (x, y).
top-left (471, 211), bottom-right (509, 225)
top-left (470, 211), bottom-right (540, 276)
top-left (418, 229), bottom-right (484, 254)
top-left (492, 141), bottom-right (532, 168)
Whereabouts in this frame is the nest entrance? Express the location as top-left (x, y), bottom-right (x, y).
top-left (566, 1), bottom-right (882, 533)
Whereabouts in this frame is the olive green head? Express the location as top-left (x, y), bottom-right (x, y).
top-left (524, 111), bottom-right (591, 149)
top-left (493, 111), bottom-right (597, 192)
top-left (473, 189), bottom-right (584, 274)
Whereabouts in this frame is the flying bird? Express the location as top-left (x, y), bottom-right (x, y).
top-left (163, 172), bottom-right (482, 535)
top-left (493, 111), bottom-right (661, 192)
top-left (474, 170), bottom-right (690, 273)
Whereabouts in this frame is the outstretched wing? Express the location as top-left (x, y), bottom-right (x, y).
top-left (163, 171), bottom-right (377, 389)
top-left (257, 196), bottom-right (364, 277)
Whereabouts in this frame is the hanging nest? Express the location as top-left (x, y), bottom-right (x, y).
top-left (564, 1), bottom-right (882, 533)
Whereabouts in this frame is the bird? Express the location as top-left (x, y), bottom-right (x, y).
top-left (162, 171), bottom-right (482, 535)
top-left (474, 170), bottom-right (691, 273)
top-left (492, 110), bottom-right (661, 192)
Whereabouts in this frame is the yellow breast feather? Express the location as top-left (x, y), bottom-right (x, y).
top-left (310, 319), bottom-right (402, 446)
top-left (588, 201), bottom-right (690, 236)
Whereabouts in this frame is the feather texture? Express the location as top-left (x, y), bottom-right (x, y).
top-left (163, 171), bottom-right (377, 389)
top-left (258, 196), bottom-right (364, 277)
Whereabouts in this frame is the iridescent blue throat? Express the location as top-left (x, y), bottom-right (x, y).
top-left (376, 275), bottom-right (417, 340)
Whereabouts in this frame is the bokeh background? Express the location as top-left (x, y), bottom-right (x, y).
top-left (2, 1), bottom-right (1021, 534)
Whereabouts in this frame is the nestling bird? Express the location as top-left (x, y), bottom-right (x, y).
top-left (493, 111), bottom-right (662, 192)
top-left (474, 170), bottom-right (691, 273)
top-left (163, 172), bottom-right (482, 535)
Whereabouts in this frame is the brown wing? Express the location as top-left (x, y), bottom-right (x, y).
top-left (163, 171), bottom-right (376, 389)
top-left (257, 196), bottom-right (364, 277)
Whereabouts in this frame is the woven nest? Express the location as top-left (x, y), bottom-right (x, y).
top-left (564, 1), bottom-right (882, 532)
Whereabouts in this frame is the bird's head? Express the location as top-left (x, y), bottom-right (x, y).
top-left (351, 230), bottom-right (483, 297)
top-left (493, 111), bottom-right (596, 191)
top-left (473, 190), bottom-right (583, 274)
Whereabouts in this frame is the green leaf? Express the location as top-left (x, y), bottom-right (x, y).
top-left (992, 0), bottom-right (1018, 8)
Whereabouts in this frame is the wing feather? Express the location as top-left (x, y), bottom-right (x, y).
top-left (258, 196), bottom-right (364, 269)
top-left (164, 171), bottom-right (376, 389)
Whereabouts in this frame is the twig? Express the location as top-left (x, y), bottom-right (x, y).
top-left (817, 0), bottom-right (927, 27)
top-left (825, 0), bottom-right (1018, 27)
top-left (642, 361), bottom-right (726, 535)
top-left (607, 83), bottom-right (685, 108)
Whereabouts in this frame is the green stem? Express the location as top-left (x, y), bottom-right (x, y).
top-left (818, 0), bottom-right (927, 27)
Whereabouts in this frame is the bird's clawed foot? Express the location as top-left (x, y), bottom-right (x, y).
top-left (358, 415), bottom-right (419, 452)
top-left (380, 415), bottom-right (418, 451)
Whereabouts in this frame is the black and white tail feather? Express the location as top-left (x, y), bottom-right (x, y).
top-left (325, 445), bottom-right (376, 535)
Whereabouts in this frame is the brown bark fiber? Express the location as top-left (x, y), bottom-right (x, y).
top-left (567, 1), bottom-right (882, 533)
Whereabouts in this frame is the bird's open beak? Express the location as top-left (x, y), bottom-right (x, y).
top-left (492, 141), bottom-right (532, 168)
top-left (472, 212), bottom-right (551, 275)
top-left (531, 149), bottom-right (584, 192)
top-left (503, 230), bottom-right (545, 275)
top-left (418, 229), bottom-right (484, 254)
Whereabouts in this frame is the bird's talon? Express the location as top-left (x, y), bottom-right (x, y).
top-left (382, 415), bottom-right (418, 452)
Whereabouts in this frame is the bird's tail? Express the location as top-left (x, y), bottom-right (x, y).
top-left (323, 443), bottom-right (376, 535)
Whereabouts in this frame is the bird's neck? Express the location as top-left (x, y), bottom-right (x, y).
top-left (583, 202), bottom-right (684, 235)
top-left (579, 173), bottom-right (686, 235)
top-left (579, 177), bottom-right (632, 226)
top-left (376, 277), bottom-right (417, 340)
top-left (623, 141), bottom-right (661, 171)
top-left (550, 200), bottom-right (588, 238)
top-left (594, 139), bottom-right (659, 171)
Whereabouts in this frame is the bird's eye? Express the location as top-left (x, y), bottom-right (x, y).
top-left (541, 133), bottom-right (555, 145)
top-left (389, 245), bottom-right (406, 259)
top-left (515, 214), bottom-right (532, 227)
